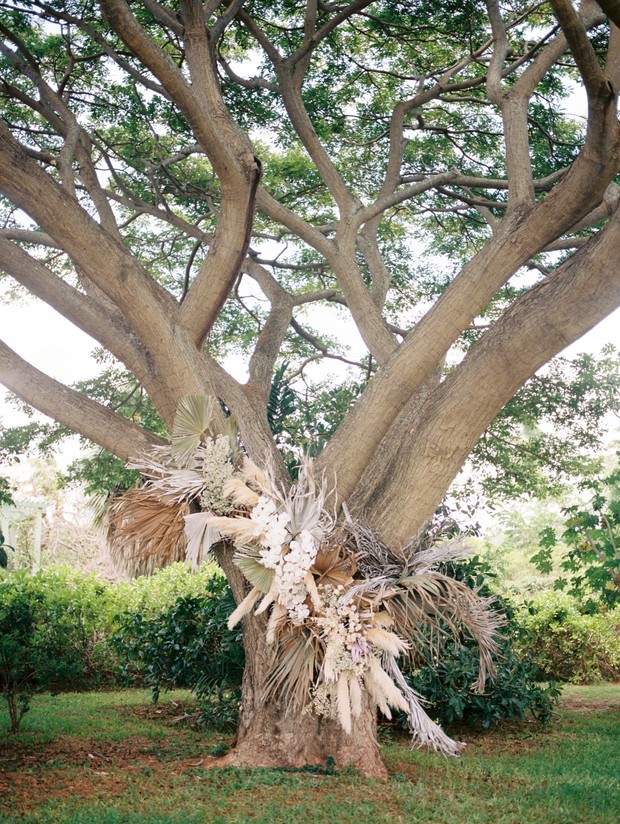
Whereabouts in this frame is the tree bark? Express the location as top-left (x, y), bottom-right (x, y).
top-left (214, 545), bottom-right (387, 778)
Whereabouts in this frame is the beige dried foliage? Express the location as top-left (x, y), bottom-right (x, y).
top-left (205, 515), bottom-right (258, 547)
top-left (108, 488), bottom-right (188, 577)
top-left (264, 623), bottom-right (321, 711)
top-left (222, 477), bottom-right (260, 508)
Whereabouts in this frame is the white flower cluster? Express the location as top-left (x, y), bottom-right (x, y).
top-left (250, 495), bottom-right (319, 624)
top-left (198, 435), bottom-right (236, 514)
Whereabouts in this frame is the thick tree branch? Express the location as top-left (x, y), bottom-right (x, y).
top-left (356, 206), bottom-right (620, 544)
top-left (0, 340), bottom-right (166, 461)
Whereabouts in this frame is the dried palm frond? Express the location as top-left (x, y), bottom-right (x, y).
top-left (342, 504), bottom-right (407, 578)
top-left (171, 395), bottom-right (215, 466)
top-left (145, 468), bottom-right (208, 504)
top-left (264, 623), bottom-right (322, 711)
top-left (233, 546), bottom-right (275, 593)
top-left (312, 544), bottom-right (356, 589)
top-left (382, 655), bottom-right (465, 756)
top-left (127, 447), bottom-right (208, 505)
top-left (183, 512), bottom-right (222, 569)
top-left (277, 459), bottom-right (332, 540)
top-left (109, 488), bottom-right (188, 577)
top-left (406, 537), bottom-right (472, 574)
top-left (128, 445), bottom-right (180, 479)
top-left (385, 573), bottom-right (502, 688)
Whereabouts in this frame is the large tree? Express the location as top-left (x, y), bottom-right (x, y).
top-left (1, 0), bottom-right (620, 775)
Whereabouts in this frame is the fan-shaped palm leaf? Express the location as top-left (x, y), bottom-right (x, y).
top-left (171, 395), bottom-right (215, 466)
top-left (109, 488), bottom-right (188, 576)
top-left (264, 624), bottom-right (322, 711)
top-left (233, 547), bottom-right (275, 593)
top-left (184, 512), bottom-right (222, 569)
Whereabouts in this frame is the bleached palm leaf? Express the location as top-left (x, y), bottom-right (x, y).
top-left (147, 468), bottom-right (208, 503)
top-left (264, 624), bottom-right (322, 711)
top-left (171, 395), bottom-right (215, 466)
top-left (128, 445), bottom-right (180, 478)
top-left (276, 459), bottom-right (332, 540)
top-left (233, 548), bottom-right (275, 593)
top-left (183, 512), bottom-right (222, 569)
top-left (108, 488), bottom-right (188, 577)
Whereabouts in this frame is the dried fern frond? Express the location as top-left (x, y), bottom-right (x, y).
top-left (109, 488), bottom-right (188, 577)
top-left (171, 395), bottom-right (215, 466)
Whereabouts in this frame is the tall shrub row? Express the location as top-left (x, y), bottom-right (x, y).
top-left (2, 561), bottom-right (618, 735)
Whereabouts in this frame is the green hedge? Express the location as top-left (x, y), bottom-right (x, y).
top-left (515, 591), bottom-right (620, 683)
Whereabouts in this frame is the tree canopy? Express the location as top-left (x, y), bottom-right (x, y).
top-left (1, 0), bottom-right (619, 545)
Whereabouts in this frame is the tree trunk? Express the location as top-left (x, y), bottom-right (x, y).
top-left (220, 615), bottom-right (387, 778)
top-left (214, 545), bottom-right (388, 778)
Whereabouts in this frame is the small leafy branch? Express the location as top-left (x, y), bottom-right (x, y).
top-left (531, 462), bottom-right (620, 609)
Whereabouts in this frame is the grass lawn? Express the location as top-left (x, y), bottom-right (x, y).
top-left (0, 685), bottom-right (618, 823)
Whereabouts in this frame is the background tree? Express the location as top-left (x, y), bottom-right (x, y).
top-left (1, 0), bottom-right (620, 775)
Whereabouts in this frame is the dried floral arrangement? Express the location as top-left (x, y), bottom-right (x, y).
top-left (110, 396), bottom-right (502, 756)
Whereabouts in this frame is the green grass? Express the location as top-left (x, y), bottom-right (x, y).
top-left (1, 686), bottom-right (618, 823)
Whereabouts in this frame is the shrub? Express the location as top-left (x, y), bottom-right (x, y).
top-left (112, 574), bottom-right (244, 727)
top-left (515, 590), bottom-right (620, 683)
top-left (0, 567), bottom-right (117, 732)
top-left (402, 557), bottom-right (560, 729)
